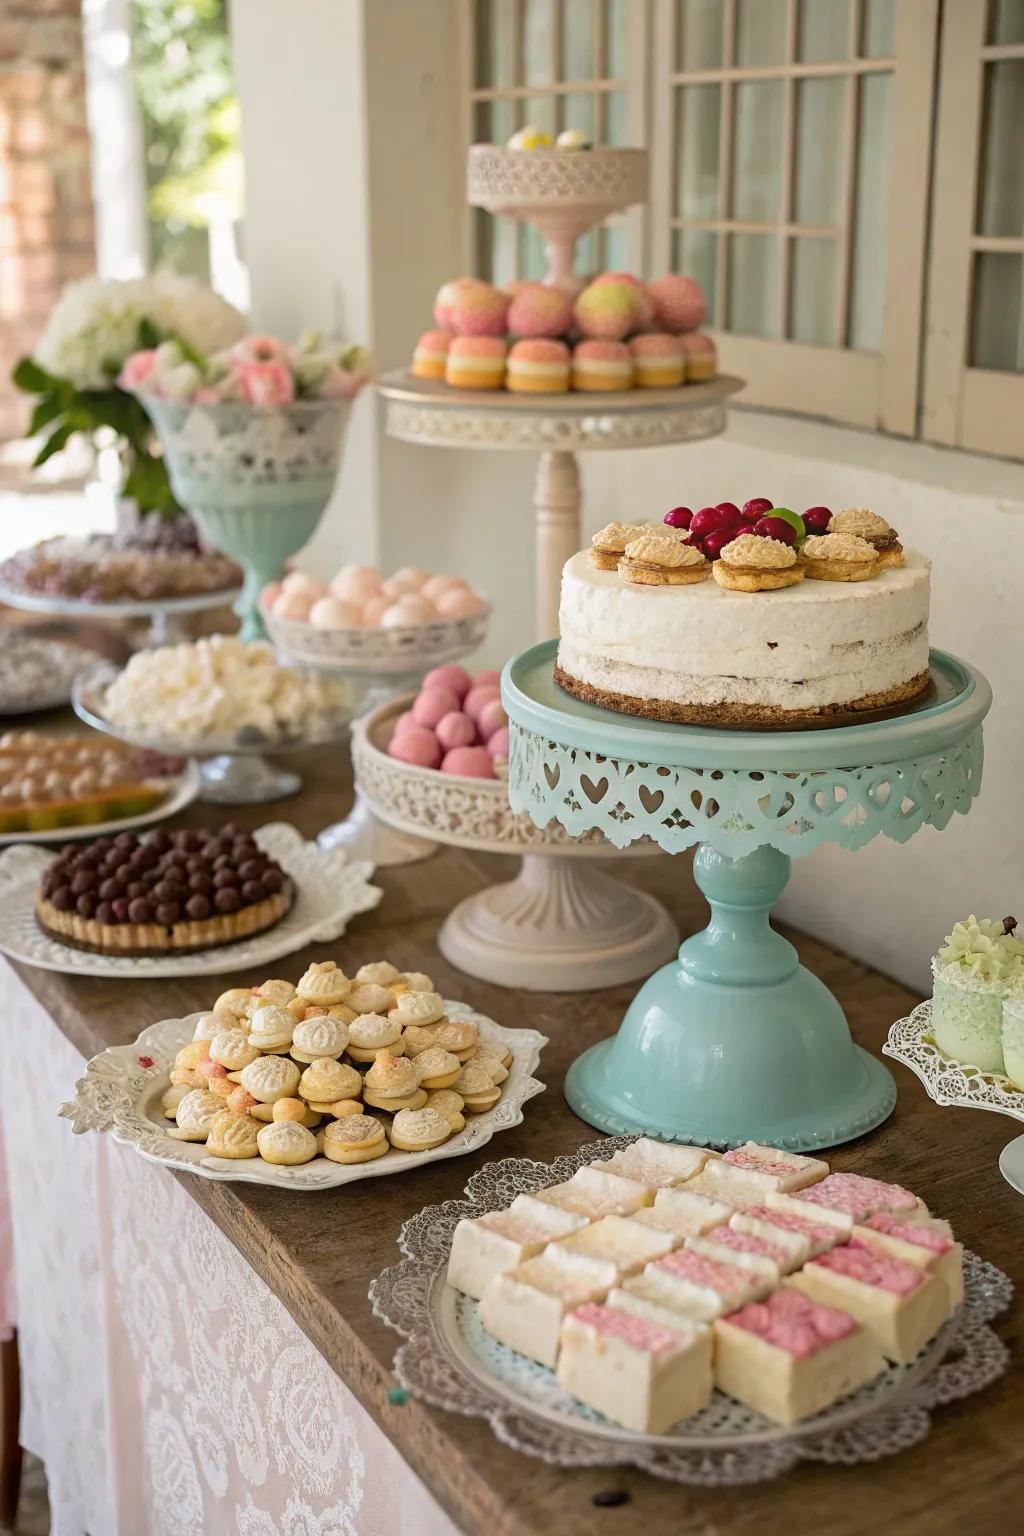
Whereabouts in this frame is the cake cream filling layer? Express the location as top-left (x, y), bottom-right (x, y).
top-left (557, 548), bottom-right (930, 709)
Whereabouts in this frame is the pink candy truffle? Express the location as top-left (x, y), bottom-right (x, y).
top-left (433, 277), bottom-right (479, 329)
top-left (422, 665), bottom-right (472, 699)
top-left (392, 711), bottom-right (419, 738)
top-left (435, 711), bottom-right (477, 752)
top-left (361, 594), bottom-right (391, 627)
top-left (331, 565), bottom-right (382, 604)
top-left (448, 283), bottom-right (511, 338)
top-left (436, 587), bottom-right (486, 619)
top-left (473, 668), bottom-right (502, 688)
top-left (593, 272), bottom-right (655, 330)
top-left (477, 697), bottom-right (507, 740)
top-left (645, 274), bottom-right (707, 333)
top-left (507, 283), bottom-right (575, 338)
top-left (441, 746), bottom-right (495, 779)
top-left (381, 595), bottom-right (438, 627)
top-left (273, 589), bottom-right (314, 621)
top-left (412, 687), bottom-right (462, 729)
top-left (422, 574), bottom-right (466, 601)
top-left (463, 684), bottom-right (501, 723)
top-left (310, 596), bottom-right (361, 629)
top-left (487, 725), bottom-right (509, 759)
top-left (389, 727), bottom-right (442, 770)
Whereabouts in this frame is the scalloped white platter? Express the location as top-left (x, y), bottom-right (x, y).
top-left (0, 822), bottom-right (382, 977)
top-left (0, 760), bottom-right (202, 848)
top-left (369, 1136), bottom-right (1012, 1483)
top-left (0, 579), bottom-right (242, 623)
top-left (884, 999), bottom-right (1024, 1123)
top-left (59, 1004), bottom-right (546, 1190)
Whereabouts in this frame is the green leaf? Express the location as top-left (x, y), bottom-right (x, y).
top-left (12, 356), bottom-right (57, 394)
top-left (32, 423), bottom-right (74, 466)
top-left (27, 393), bottom-right (65, 435)
top-left (138, 317), bottom-right (162, 350)
top-left (121, 450), bottom-right (179, 518)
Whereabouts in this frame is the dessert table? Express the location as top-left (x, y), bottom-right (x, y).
top-left (0, 727), bottom-right (1021, 1535)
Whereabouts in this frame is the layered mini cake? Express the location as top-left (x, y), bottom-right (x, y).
top-left (35, 825), bottom-right (293, 955)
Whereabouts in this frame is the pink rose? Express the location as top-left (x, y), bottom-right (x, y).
top-left (234, 360), bottom-right (295, 406)
top-left (229, 333), bottom-right (292, 367)
top-left (317, 363), bottom-right (366, 400)
top-left (193, 386), bottom-right (222, 404)
top-left (119, 349), bottom-right (158, 392)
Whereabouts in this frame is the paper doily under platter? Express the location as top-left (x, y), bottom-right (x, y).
top-left (884, 999), bottom-right (1024, 1122)
top-left (369, 1136), bottom-right (1012, 1485)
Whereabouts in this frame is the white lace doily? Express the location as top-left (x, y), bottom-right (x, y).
top-left (0, 822), bottom-right (381, 977)
top-left (264, 600), bottom-right (491, 675)
top-left (58, 1003), bottom-right (546, 1191)
top-left (369, 1135), bottom-right (1012, 1484)
top-left (884, 999), bottom-right (1024, 1122)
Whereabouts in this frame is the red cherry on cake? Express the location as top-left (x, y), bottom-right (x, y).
top-left (689, 506), bottom-right (726, 538)
top-left (664, 507), bottom-right (692, 529)
top-left (802, 505), bottom-right (832, 533)
top-left (701, 529), bottom-right (736, 561)
top-left (754, 515), bottom-right (799, 546)
top-left (714, 502), bottom-right (742, 527)
top-left (732, 523), bottom-right (758, 539)
top-left (742, 497), bottom-right (774, 518)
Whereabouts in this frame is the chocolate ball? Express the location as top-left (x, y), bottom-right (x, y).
top-left (71, 871), bottom-right (95, 897)
top-left (214, 868), bottom-right (238, 889)
top-left (262, 869), bottom-right (284, 894)
top-left (186, 893), bottom-right (211, 920)
top-left (114, 832), bottom-right (136, 849)
top-left (128, 897), bottom-right (153, 923)
top-left (76, 893), bottom-right (97, 918)
top-left (95, 901), bottom-right (115, 925)
top-left (99, 877), bottom-right (124, 901)
top-left (112, 898), bottom-right (130, 921)
top-left (50, 885), bottom-right (74, 913)
top-left (148, 831), bottom-right (171, 854)
top-left (188, 872), bottom-right (213, 895)
top-left (155, 902), bottom-right (180, 926)
top-left (241, 880), bottom-right (266, 904)
top-left (238, 858), bottom-right (263, 881)
top-left (214, 887), bottom-right (241, 915)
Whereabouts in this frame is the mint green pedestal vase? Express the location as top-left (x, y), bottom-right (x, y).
top-left (144, 397), bottom-right (350, 641)
top-left (502, 642), bottom-right (991, 1151)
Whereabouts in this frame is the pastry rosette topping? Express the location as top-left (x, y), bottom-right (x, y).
top-left (936, 915), bottom-right (1024, 984)
top-left (828, 508), bottom-right (893, 542)
top-left (802, 532), bottom-right (876, 563)
top-left (719, 533), bottom-right (797, 569)
top-left (622, 534), bottom-right (705, 568)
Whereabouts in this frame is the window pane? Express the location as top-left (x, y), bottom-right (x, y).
top-left (576, 227), bottom-right (601, 279)
top-left (732, 81), bottom-right (784, 221)
top-left (521, 222), bottom-right (547, 280)
top-left (524, 95), bottom-right (556, 137)
top-left (861, 0), bottom-right (895, 57)
top-left (563, 0), bottom-right (595, 81)
top-left (606, 0), bottom-right (629, 76)
top-left (971, 253), bottom-right (1024, 371)
top-left (978, 61), bottom-right (1024, 238)
top-left (675, 84), bottom-right (720, 220)
top-left (676, 0), bottom-right (724, 69)
top-left (475, 0), bottom-right (515, 87)
top-left (789, 238), bottom-right (838, 344)
top-left (606, 89), bottom-right (628, 144)
top-left (798, 0), bottom-right (850, 61)
top-left (988, 0), bottom-right (1024, 46)
top-left (601, 222), bottom-right (629, 272)
top-left (674, 227), bottom-right (717, 324)
top-left (475, 98), bottom-right (515, 147)
top-left (849, 71), bottom-right (892, 349)
top-left (794, 77), bottom-right (845, 226)
top-left (523, 0), bottom-right (551, 86)
top-left (736, 0), bottom-right (788, 67)
top-left (727, 233), bottom-right (782, 338)
top-left (561, 91), bottom-right (597, 145)
top-left (492, 211), bottom-right (519, 286)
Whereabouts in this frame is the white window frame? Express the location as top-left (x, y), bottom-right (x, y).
top-left (922, 0), bottom-right (1024, 459)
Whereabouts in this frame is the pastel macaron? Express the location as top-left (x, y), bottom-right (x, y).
top-left (446, 336), bottom-right (507, 390)
top-left (593, 272), bottom-right (655, 330)
top-left (645, 274), bottom-right (707, 333)
top-left (573, 278), bottom-right (636, 341)
top-left (411, 329), bottom-right (454, 381)
top-left (506, 283), bottom-right (574, 339)
top-left (506, 338), bottom-right (570, 395)
top-left (571, 339), bottom-right (634, 392)
top-left (448, 282), bottom-right (511, 338)
top-left (433, 277), bottom-right (479, 329)
top-left (680, 332), bottom-right (717, 380)
top-left (629, 333), bottom-right (685, 388)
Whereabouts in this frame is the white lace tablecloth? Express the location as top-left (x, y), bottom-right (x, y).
top-left (0, 965), bottom-right (460, 1536)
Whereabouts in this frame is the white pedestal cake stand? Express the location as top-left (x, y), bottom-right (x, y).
top-left (378, 372), bottom-right (742, 641)
top-left (352, 696), bottom-right (678, 991)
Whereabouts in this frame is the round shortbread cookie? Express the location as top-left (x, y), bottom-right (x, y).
top-left (251, 978), bottom-right (296, 1007)
top-left (174, 1040), bottom-right (210, 1072)
top-left (346, 1013), bottom-right (404, 1062)
top-left (431, 1020), bottom-right (478, 1060)
top-left (170, 1088), bottom-right (223, 1141)
top-left (298, 1058), bottom-right (362, 1105)
top-left (256, 1121), bottom-right (318, 1166)
top-left (413, 1046), bottom-right (461, 1089)
top-left (423, 1089), bottom-right (466, 1132)
top-left (348, 982), bottom-right (394, 1015)
top-left (193, 1009), bottom-right (237, 1041)
top-left (239, 1054), bottom-right (300, 1104)
top-left (389, 991), bottom-right (445, 1028)
top-left (364, 1052), bottom-right (419, 1099)
top-left (209, 1030), bottom-right (261, 1072)
top-left (322, 1114), bottom-right (388, 1164)
top-left (213, 987), bottom-right (256, 1022)
top-left (355, 960), bottom-right (401, 987)
top-left (206, 1110), bottom-right (261, 1159)
top-left (388, 1106), bottom-right (452, 1152)
top-left (248, 1005), bottom-right (295, 1052)
top-left (397, 970), bottom-right (434, 993)
top-left (291, 1015), bottom-right (349, 1062)
top-left (296, 962), bottom-right (351, 1006)
top-left (161, 1083), bottom-right (190, 1119)
top-left (401, 1025), bottom-right (442, 1057)
top-left (362, 1087), bottom-right (428, 1113)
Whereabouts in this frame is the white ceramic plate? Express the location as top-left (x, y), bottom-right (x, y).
top-left (58, 1004), bottom-right (546, 1190)
top-left (0, 822), bottom-right (381, 977)
top-left (0, 760), bottom-right (202, 848)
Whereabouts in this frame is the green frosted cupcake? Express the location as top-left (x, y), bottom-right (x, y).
top-left (1001, 986), bottom-right (1024, 1090)
top-left (931, 915), bottom-right (1024, 1074)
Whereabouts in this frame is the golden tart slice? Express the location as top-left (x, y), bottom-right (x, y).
top-left (35, 824), bottom-right (293, 955)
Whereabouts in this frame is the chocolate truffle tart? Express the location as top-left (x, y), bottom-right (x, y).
top-left (35, 825), bottom-right (293, 956)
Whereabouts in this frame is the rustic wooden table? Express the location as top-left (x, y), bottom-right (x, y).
top-left (10, 737), bottom-right (1021, 1536)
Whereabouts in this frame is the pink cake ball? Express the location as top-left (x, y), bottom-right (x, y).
top-left (382, 572), bottom-right (423, 599)
top-left (422, 664), bottom-right (472, 699)
top-left (448, 282), bottom-right (511, 338)
top-left (477, 698), bottom-right (507, 740)
top-left (441, 746), bottom-right (495, 779)
top-left (435, 586), bottom-right (486, 619)
top-left (392, 711), bottom-right (419, 738)
top-left (472, 668), bottom-right (501, 688)
top-left (261, 581), bottom-right (283, 609)
top-left (435, 710), bottom-right (478, 752)
top-left (389, 726), bottom-right (442, 770)
top-left (331, 565), bottom-right (382, 604)
top-left (391, 565), bottom-right (428, 589)
top-left (433, 277), bottom-right (479, 329)
top-left (501, 279), bottom-right (534, 300)
top-left (594, 272), bottom-right (655, 329)
top-left (411, 687), bottom-right (462, 729)
top-left (573, 279), bottom-right (637, 340)
top-left (281, 570), bottom-right (327, 601)
top-left (309, 596), bottom-right (361, 629)
top-left (273, 589), bottom-right (314, 621)
top-left (421, 573), bottom-right (467, 601)
top-left (487, 725), bottom-right (510, 760)
top-left (507, 283), bottom-right (575, 338)
top-left (645, 274), bottom-right (707, 333)
top-left (361, 594), bottom-right (391, 627)
top-left (463, 683), bottom-right (500, 724)
top-left (381, 594), bottom-right (439, 627)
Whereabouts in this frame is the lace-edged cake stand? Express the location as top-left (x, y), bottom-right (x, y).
top-left (369, 1135), bottom-right (1012, 1483)
top-left (352, 696), bottom-right (677, 990)
top-left (502, 642), bottom-right (992, 1150)
top-left (58, 1001), bottom-right (545, 1189)
top-left (72, 660), bottom-right (358, 806)
top-left (0, 580), bottom-right (242, 649)
top-left (883, 999), bottom-right (1024, 1196)
top-left (378, 371), bottom-right (743, 641)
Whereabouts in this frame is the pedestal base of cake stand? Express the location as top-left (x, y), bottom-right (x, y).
top-left (439, 853), bottom-right (679, 992)
top-left (200, 755), bottom-right (302, 805)
top-left (317, 789), bottom-right (437, 867)
top-left (998, 1136), bottom-right (1024, 1195)
top-left (564, 843), bottom-right (896, 1151)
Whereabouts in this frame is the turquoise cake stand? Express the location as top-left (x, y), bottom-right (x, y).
top-left (502, 642), bottom-right (991, 1151)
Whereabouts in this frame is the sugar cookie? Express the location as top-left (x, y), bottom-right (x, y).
top-left (398, 970), bottom-right (434, 993)
top-left (272, 1096), bottom-right (310, 1124)
top-left (346, 1013), bottom-right (404, 1062)
top-left (431, 1019), bottom-right (478, 1061)
top-left (169, 1088), bottom-right (223, 1141)
top-left (161, 1083), bottom-right (191, 1119)
top-left (423, 1089), bottom-right (466, 1132)
top-left (205, 1110), bottom-right (261, 1159)
top-left (363, 1087), bottom-right (428, 1113)
top-left (251, 978), bottom-right (297, 1007)
top-left (455, 1061), bottom-right (501, 1112)
top-left (298, 1058), bottom-right (362, 1105)
top-left (364, 1052), bottom-right (420, 1099)
top-left (209, 1030), bottom-right (261, 1072)
top-left (213, 987), bottom-right (256, 1021)
top-left (170, 1066), bottom-right (201, 1089)
top-left (389, 1106), bottom-right (452, 1152)
top-left (473, 1038), bottom-right (513, 1072)
top-left (257, 1121), bottom-right (318, 1166)
top-left (296, 961), bottom-right (351, 1006)
top-left (239, 1054), bottom-right (300, 1104)
top-left (348, 982), bottom-right (394, 1016)
top-left (248, 1005), bottom-right (295, 1053)
top-left (174, 1040), bottom-right (210, 1072)
top-left (227, 1086), bottom-right (259, 1116)
top-left (389, 991), bottom-right (445, 1028)
top-left (322, 1114), bottom-right (388, 1164)
top-left (402, 1025), bottom-right (442, 1057)
top-left (413, 1045), bottom-right (462, 1090)
top-left (291, 1015), bottom-right (349, 1063)
top-left (193, 1009), bottom-right (237, 1041)
top-left (355, 960), bottom-right (401, 987)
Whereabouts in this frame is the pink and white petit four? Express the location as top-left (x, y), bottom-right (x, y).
top-left (447, 1198), bottom-right (588, 1299)
top-left (687, 1225), bottom-right (795, 1282)
top-left (628, 1186), bottom-right (733, 1241)
top-left (557, 1303), bottom-right (712, 1434)
top-left (554, 1214), bottom-right (676, 1279)
top-left (729, 1204), bottom-right (845, 1263)
top-left (530, 1165), bottom-right (654, 1221)
top-left (853, 1213), bottom-right (963, 1312)
top-left (774, 1172), bottom-right (925, 1225)
top-left (615, 1247), bottom-right (770, 1327)
top-left (591, 1137), bottom-right (710, 1192)
top-left (788, 1239), bottom-right (949, 1363)
top-left (479, 1247), bottom-right (619, 1368)
top-left (719, 1142), bottom-right (829, 1193)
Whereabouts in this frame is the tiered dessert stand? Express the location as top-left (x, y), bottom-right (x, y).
top-left (503, 641), bottom-right (992, 1149)
top-left (0, 580), bottom-right (241, 649)
top-left (379, 145), bottom-right (742, 640)
top-left (352, 695), bottom-right (678, 990)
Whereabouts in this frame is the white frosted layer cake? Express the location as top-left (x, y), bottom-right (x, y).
top-left (555, 548), bottom-right (931, 726)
